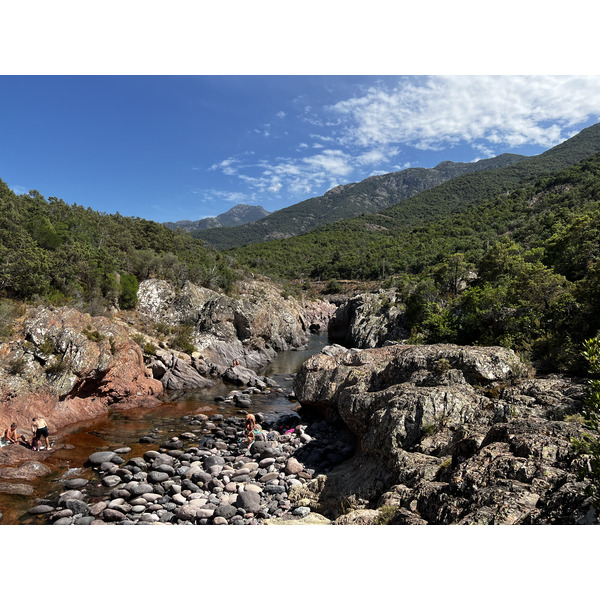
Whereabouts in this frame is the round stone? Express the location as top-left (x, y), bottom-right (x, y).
top-left (102, 475), bottom-right (122, 487)
top-left (28, 504), bottom-right (54, 515)
top-left (148, 471), bottom-right (169, 483)
top-left (87, 451), bottom-right (119, 466)
top-left (64, 478), bottom-right (89, 490)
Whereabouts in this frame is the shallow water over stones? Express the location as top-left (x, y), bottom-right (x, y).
top-left (0, 334), bottom-right (330, 525)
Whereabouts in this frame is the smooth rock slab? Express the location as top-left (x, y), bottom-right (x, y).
top-left (87, 451), bottom-right (119, 466)
top-left (0, 482), bottom-right (34, 496)
top-left (64, 478), bottom-right (89, 490)
top-left (28, 504), bottom-right (54, 515)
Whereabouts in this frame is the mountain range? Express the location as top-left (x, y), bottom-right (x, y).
top-left (225, 121), bottom-right (600, 281)
top-left (193, 153), bottom-right (527, 250)
top-left (164, 204), bottom-right (270, 232)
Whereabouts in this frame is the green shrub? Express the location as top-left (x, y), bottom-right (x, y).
top-left (324, 279), bottom-right (342, 294)
top-left (572, 337), bottom-right (600, 509)
top-left (7, 356), bottom-right (28, 376)
top-left (171, 324), bottom-right (196, 355)
top-left (119, 272), bottom-right (139, 310)
top-left (374, 505), bottom-right (400, 525)
top-left (38, 335), bottom-right (55, 355)
top-left (84, 329), bottom-right (105, 342)
top-left (45, 355), bottom-right (71, 376)
top-left (143, 341), bottom-right (158, 355)
top-left (131, 333), bottom-right (146, 347)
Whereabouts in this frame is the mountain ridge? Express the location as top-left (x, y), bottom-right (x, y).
top-left (193, 153), bottom-right (527, 250)
top-left (164, 204), bottom-right (270, 232)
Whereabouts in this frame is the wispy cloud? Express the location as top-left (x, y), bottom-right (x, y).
top-left (10, 185), bottom-right (29, 195)
top-left (208, 158), bottom-right (239, 175)
top-left (332, 75), bottom-right (600, 150)
top-left (192, 188), bottom-right (250, 205)
top-left (207, 76), bottom-right (600, 201)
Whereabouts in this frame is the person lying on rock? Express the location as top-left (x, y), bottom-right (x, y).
top-left (31, 417), bottom-right (51, 451)
top-left (2, 422), bottom-right (28, 446)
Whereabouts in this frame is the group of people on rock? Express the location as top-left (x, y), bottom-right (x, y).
top-left (1, 417), bottom-right (51, 451)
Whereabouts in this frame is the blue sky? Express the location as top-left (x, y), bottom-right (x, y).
top-left (2, 75), bottom-right (600, 223)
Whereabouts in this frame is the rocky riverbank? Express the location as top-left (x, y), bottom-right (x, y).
top-left (291, 343), bottom-right (599, 524)
top-left (25, 404), bottom-right (356, 525)
top-left (0, 276), bottom-right (336, 446)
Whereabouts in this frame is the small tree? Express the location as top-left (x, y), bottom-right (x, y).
top-left (119, 272), bottom-right (139, 310)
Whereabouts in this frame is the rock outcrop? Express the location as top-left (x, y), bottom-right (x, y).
top-left (291, 343), bottom-right (597, 524)
top-left (0, 307), bottom-right (163, 434)
top-left (328, 290), bottom-right (407, 348)
top-left (137, 277), bottom-right (325, 370)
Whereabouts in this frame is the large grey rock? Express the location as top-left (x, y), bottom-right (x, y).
top-left (328, 290), bottom-right (407, 348)
top-left (161, 356), bottom-right (214, 391)
top-left (87, 451), bottom-right (120, 466)
top-left (234, 490), bottom-right (262, 513)
top-left (291, 343), bottom-right (595, 525)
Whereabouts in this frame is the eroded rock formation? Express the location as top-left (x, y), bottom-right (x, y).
top-left (137, 277), bottom-right (329, 369)
top-left (0, 307), bottom-right (164, 433)
top-left (328, 290), bottom-right (407, 348)
top-left (291, 343), bottom-right (596, 524)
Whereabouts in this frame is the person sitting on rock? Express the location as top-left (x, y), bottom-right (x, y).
top-left (2, 422), bottom-right (28, 446)
top-left (244, 413), bottom-right (266, 447)
top-left (31, 417), bottom-right (51, 451)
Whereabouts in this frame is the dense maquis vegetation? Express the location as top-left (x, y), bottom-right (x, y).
top-left (0, 179), bottom-right (236, 310)
top-left (231, 148), bottom-right (600, 372)
top-left (194, 153), bottom-right (527, 250)
top-left (228, 122), bottom-right (600, 281)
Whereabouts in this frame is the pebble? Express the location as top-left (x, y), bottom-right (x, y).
top-left (36, 413), bottom-right (355, 526)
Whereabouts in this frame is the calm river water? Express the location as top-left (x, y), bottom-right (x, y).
top-left (0, 334), bottom-right (329, 525)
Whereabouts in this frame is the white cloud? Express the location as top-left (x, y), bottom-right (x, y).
top-left (332, 75), bottom-right (600, 150)
top-left (302, 149), bottom-right (352, 177)
top-left (208, 158), bottom-right (238, 175)
top-left (276, 111), bottom-right (286, 118)
top-left (193, 189), bottom-right (249, 205)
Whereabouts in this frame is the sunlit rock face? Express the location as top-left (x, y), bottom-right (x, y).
top-left (137, 277), bottom-right (317, 370)
top-left (291, 343), bottom-right (594, 525)
top-left (0, 306), bottom-right (163, 432)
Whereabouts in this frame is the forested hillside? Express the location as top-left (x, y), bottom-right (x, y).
top-left (0, 180), bottom-right (236, 309)
top-left (240, 151), bottom-right (600, 371)
top-left (195, 153), bottom-right (526, 250)
top-left (228, 122), bottom-right (600, 281)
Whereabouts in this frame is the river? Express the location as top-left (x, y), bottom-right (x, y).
top-left (0, 334), bottom-right (329, 525)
